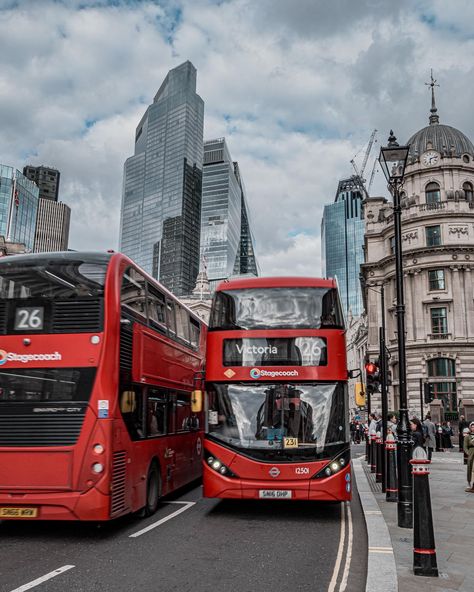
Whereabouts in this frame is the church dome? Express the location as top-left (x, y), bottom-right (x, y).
top-left (406, 73), bottom-right (474, 162)
top-left (407, 123), bottom-right (474, 160)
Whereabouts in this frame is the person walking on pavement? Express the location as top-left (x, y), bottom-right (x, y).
top-left (464, 422), bottom-right (474, 493)
top-left (458, 415), bottom-right (468, 452)
top-left (387, 414), bottom-right (398, 440)
top-left (423, 413), bottom-right (436, 460)
top-left (368, 413), bottom-right (378, 437)
top-left (442, 421), bottom-right (453, 449)
top-left (410, 417), bottom-right (424, 451)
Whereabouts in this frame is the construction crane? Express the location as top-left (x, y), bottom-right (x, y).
top-left (367, 157), bottom-right (378, 194)
top-left (350, 129), bottom-right (378, 194)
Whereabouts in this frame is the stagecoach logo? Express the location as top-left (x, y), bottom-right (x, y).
top-left (250, 368), bottom-right (299, 379)
top-left (224, 369), bottom-right (236, 378)
top-left (269, 467), bottom-right (280, 478)
top-left (0, 349), bottom-right (62, 365)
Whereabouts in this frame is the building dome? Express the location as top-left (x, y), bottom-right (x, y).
top-left (407, 123), bottom-right (474, 160)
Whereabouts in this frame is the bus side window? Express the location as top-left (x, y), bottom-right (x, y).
top-left (120, 386), bottom-right (145, 440)
top-left (121, 268), bottom-right (147, 321)
top-left (167, 392), bottom-right (176, 434)
top-left (176, 305), bottom-right (190, 344)
top-left (189, 317), bottom-right (200, 349)
top-left (147, 285), bottom-right (167, 334)
top-left (146, 388), bottom-right (167, 437)
top-left (166, 301), bottom-right (176, 337)
top-left (176, 392), bottom-right (191, 432)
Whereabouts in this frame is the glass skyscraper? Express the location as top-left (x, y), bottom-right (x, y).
top-left (0, 164), bottom-right (39, 250)
top-left (119, 61), bottom-right (204, 296)
top-left (321, 178), bottom-right (365, 316)
top-left (200, 138), bottom-right (258, 288)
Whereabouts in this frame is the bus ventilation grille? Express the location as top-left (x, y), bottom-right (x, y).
top-left (0, 301), bottom-right (6, 335)
top-left (111, 451), bottom-right (127, 516)
top-left (52, 299), bottom-right (103, 333)
top-left (0, 409), bottom-right (86, 447)
top-left (119, 326), bottom-right (133, 371)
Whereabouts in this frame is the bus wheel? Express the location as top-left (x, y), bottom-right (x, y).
top-left (142, 462), bottom-right (161, 517)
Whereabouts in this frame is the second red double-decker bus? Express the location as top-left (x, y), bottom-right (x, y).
top-left (0, 251), bottom-right (206, 521)
top-left (203, 277), bottom-right (350, 501)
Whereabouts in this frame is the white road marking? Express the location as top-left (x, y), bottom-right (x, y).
top-left (369, 546), bottom-right (394, 554)
top-left (327, 503), bottom-right (346, 592)
top-left (129, 501), bottom-right (195, 538)
top-left (9, 565), bottom-right (75, 592)
top-left (338, 504), bottom-right (353, 592)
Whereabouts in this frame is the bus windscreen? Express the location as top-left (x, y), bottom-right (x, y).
top-left (209, 287), bottom-right (344, 331)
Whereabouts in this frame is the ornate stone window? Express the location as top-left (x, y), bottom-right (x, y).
top-left (427, 357), bottom-right (455, 377)
top-left (427, 358), bottom-right (457, 412)
top-left (463, 181), bottom-right (473, 202)
top-left (430, 307), bottom-right (448, 335)
top-left (426, 225), bottom-right (441, 247)
top-left (428, 269), bottom-right (445, 291)
top-left (425, 182), bottom-right (441, 204)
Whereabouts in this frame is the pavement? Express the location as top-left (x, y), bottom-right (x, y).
top-left (354, 445), bottom-right (474, 592)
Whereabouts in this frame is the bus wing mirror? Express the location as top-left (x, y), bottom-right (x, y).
top-left (191, 390), bottom-right (203, 413)
top-left (120, 390), bottom-right (136, 413)
top-left (348, 369), bottom-right (361, 379)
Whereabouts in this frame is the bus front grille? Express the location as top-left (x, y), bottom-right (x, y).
top-left (0, 301), bottom-right (6, 335)
top-left (52, 299), bottom-right (103, 333)
top-left (111, 451), bottom-right (127, 516)
top-left (0, 412), bottom-right (86, 447)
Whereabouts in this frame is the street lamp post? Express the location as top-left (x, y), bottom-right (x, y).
top-left (379, 130), bottom-right (413, 528)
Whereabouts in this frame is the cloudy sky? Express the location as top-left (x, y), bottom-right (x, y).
top-left (1, 0), bottom-right (473, 276)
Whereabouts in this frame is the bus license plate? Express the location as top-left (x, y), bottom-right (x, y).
top-left (0, 507), bottom-right (38, 518)
top-left (259, 490), bottom-right (292, 499)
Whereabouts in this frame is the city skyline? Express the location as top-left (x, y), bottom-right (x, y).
top-left (1, 1), bottom-right (474, 276)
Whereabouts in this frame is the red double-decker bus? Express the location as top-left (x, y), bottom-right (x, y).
top-left (0, 252), bottom-right (206, 521)
top-left (203, 277), bottom-right (350, 501)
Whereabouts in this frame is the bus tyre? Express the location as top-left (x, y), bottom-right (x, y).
top-left (142, 462), bottom-right (161, 517)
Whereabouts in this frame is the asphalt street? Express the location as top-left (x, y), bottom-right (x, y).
top-left (0, 451), bottom-right (367, 592)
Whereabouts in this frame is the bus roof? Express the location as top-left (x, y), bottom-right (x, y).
top-left (0, 251), bottom-right (113, 267)
top-left (215, 276), bottom-right (337, 291)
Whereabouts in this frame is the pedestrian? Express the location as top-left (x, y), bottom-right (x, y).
top-left (368, 413), bottom-right (378, 437)
top-left (442, 421), bottom-right (453, 449)
top-left (410, 417), bottom-right (424, 451)
top-left (423, 413), bottom-right (436, 460)
top-left (355, 422), bottom-right (362, 444)
top-left (435, 423), bottom-right (444, 452)
top-left (387, 414), bottom-right (398, 440)
top-left (350, 420), bottom-right (356, 443)
top-left (459, 415), bottom-right (468, 452)
top-left (463, 422), bottom-right (474, 493)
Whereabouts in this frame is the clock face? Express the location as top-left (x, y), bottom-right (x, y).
top-left (422, 151), bottom-right (439, 166)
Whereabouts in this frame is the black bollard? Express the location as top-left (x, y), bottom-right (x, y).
top-left (376, 435), bottom-right (383, 483)
top-left (410, 452), bottom-right (438, 577)
top-left (365, 429), bottom-right (369, 463)
top-left (370, 435), bottom-right (377, 473)
top-left (385, 434), bottom-right (398, 502)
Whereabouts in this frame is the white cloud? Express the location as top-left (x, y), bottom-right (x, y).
top-left (0, 0), bottom-right (473, 278)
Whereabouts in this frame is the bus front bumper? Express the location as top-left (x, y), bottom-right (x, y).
top-left (203, 463), bottom-right (352, 501)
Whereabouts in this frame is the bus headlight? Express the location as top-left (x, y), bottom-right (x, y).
top-left (204, 450), bottom-right (238, 478)
top-left (93, 444), bottom-right (105, 454)
top-left (312, 449), bottom-right (351, 479)
top-left (92, 463), bottom-right (104, 474)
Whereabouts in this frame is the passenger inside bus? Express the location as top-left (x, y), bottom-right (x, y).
top-left (255, 386), bottom-right (315, 443)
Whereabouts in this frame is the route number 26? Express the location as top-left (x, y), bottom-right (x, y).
top-left (14, 307), bottom-right (44, 331)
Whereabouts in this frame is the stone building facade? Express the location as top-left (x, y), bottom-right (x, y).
top-left (361, 91), bottom-right (474, 418)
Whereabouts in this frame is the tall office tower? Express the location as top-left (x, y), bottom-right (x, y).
top-left (23, 165), bottom-right (60, 202)
top-left (321, 177), bottom-right (365, 316)
top-left (119, 61), bottom-right (204, 296)
top-left (0, 164), bottom-right (39, 250)
top-left (34, 199), bottom-right (71, 252)
top-left (200, 139), bottom-right (258, 289)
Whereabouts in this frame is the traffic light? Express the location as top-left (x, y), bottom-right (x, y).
top-left (365, 360), bottom-right (381, 393)
top-left (424, 383), bottom-right (434, 404)
top-left (355, 382), bottom-right (366, 407)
